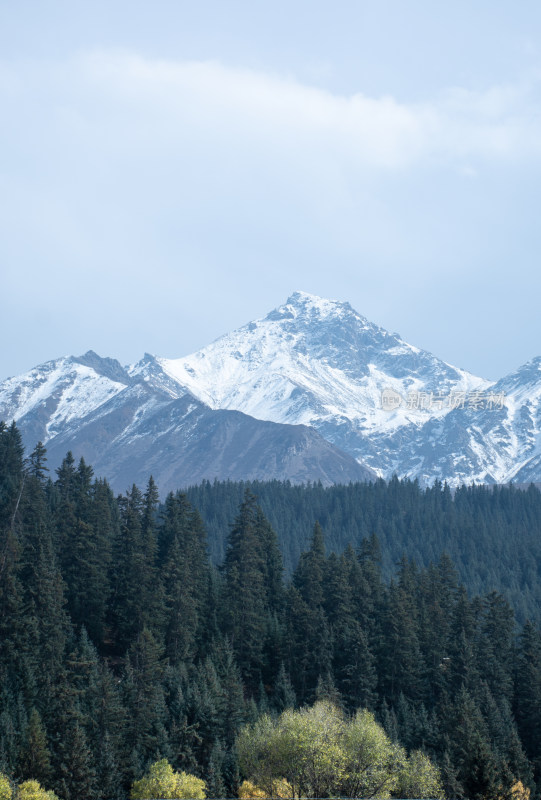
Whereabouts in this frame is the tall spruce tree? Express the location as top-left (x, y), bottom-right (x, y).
top-left (18, 709), bottom-right (51, 785)
top-left (222, 491), bottom-right (268, 690)
top-left (161, 494), bottom-right (210, 664)
top-left (515, 621), bottom-right (541, 771)
top-left (109, 486), bottom-right (149, 651)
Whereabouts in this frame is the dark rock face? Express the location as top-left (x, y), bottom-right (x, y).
top-left (2, 294), bottom-right (541, 489)
top-left (0, 358), bottom-right (375, 493)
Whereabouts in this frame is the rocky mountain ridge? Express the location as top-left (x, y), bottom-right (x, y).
top-left (2, 291), bottom-right (540, 488)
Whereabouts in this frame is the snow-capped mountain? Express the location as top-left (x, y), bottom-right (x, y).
top-left (422, 356), bottom-right (541, 485)
top-left (2, 290), bottom-right (541, 488)
top-left (0, 351), bottom-right (130, 448)
top-left (130, 291), bottom-right (492, 479)
top-left (134, 291), bottom-right (487, 422)
top-left (0, 349), bottom-right (373, 493)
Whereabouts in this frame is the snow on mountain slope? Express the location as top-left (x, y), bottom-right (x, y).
top-left (43, 384), bottom-right (375, 494)
top-left (338, 353), bottom-right (541, 486)
top-left (0, 351), bottom-right (130, 444)
top-left (131, 291), bottom-right (490, 476)
top-left (433, 356), bottom-right (541, 485)
top-left (128, 352), bottom-right (190, 399)
top-left (0, 347), bottom-right (375, 491)
top-left (4, 292), bottom-right (541, 487)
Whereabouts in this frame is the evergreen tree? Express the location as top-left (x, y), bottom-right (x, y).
top-left (109, 486), bottom-right (148, 651)
top-left (206, 740), bottom-right (226, 799)
top-left (161, 495), bottom-right (210, 665)
top-left (479, 591), bottom-right (515, 704)
top-left (123, 628), bottom-right (168, 769)
top-left (0, 421), bottom-right (25, 529)
top-left (18, 466), bottom-right (69, 713)
top-left (515, 621), bottom-right (541, 773)
top-left (287, 522), bottom-right (332, 702)
top-left (18, 709), bottom-right (51, 785)
top-left (97, 731), bottom-right (123, 800)
top-left (57, 720), bottom-right (97, 800)
top-left (443, 687), bottom-right (500, 800)
top-left (28, 443), bottom-right (48, 484)
top-left (53, 453), bottom-right (77, 558)
top-left (222, 491), bottom-right (268, 690)
top-left (60, 460), bottom-right (113, 642)
top-left (378, 580), bottom-right (425, 705)
top-left (271, 664), bottom-right (296, 713)
top-left (294, 521), bottom-right (325, 608)
top-left (325, 550), bottom-right (377, 710)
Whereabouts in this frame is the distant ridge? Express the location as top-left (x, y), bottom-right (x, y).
top-left (0, 350), bottom-right (374, 493)
top-left (2, 292), bottom-right (541, 487)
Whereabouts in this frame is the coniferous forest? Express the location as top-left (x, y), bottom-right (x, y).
top-left (1, 420), bottom-right (541, 800)
top-left (186, 478), bottom-right (541, 625)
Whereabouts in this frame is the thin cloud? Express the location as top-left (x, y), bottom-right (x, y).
top-left (2, 50), bottom-right (541, 381)
top-left (75, 51), bottom-right (541, 167)
top-left (2, 51), bottom-right (541, 181)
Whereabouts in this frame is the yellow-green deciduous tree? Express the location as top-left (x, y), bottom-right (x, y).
top-left (0, 774), bottom-right (12, 800)
top-left (238, 779), bottom-right (293, 799)
top-left (236, 700), bottom-right (443, 799)
top-left (507, 781), bottom-right (531, 800)
top-left (340, 708), bottom-right (406, 798)
top-left (396, 750), bottom-right (444, 799)
top-left (130, 759), bottom-right (206, 800)
top-left (238, 781), bottom-right (267, 800)
top-left (16, 780), bottom-right (59, 800)
top-left (237, 700), bottom-right (345, 798)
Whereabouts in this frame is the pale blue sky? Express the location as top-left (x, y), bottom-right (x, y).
top-left (2, 1), bottom-right (541, 380)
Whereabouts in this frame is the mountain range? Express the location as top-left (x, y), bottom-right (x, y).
top-left (2, 291), bottom-right (540, 491)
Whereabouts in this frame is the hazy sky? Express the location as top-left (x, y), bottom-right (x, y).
top-left (2, 1), bottom-right (541, 381)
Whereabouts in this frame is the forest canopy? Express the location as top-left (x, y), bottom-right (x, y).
top-left (1, 421), bottom-right (541, 800)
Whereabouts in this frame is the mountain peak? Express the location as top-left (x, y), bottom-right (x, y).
top-left (3, 291), bottom-right (541, 487)
top-left (283, 290), bottom-right (355, 317)
top-left (73, 350), bottom-right (130, 384)
top-left (147, 290), bottom-right (488, 472)
top-left (285, 289), bottom-right (335, 306)
top-left (264, 291), bottom-right (361, 326)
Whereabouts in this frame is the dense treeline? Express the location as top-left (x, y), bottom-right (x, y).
top-left (1, 421), bottom-right (541, 799)
top-left (186, 478), bottom-right (541, 623)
